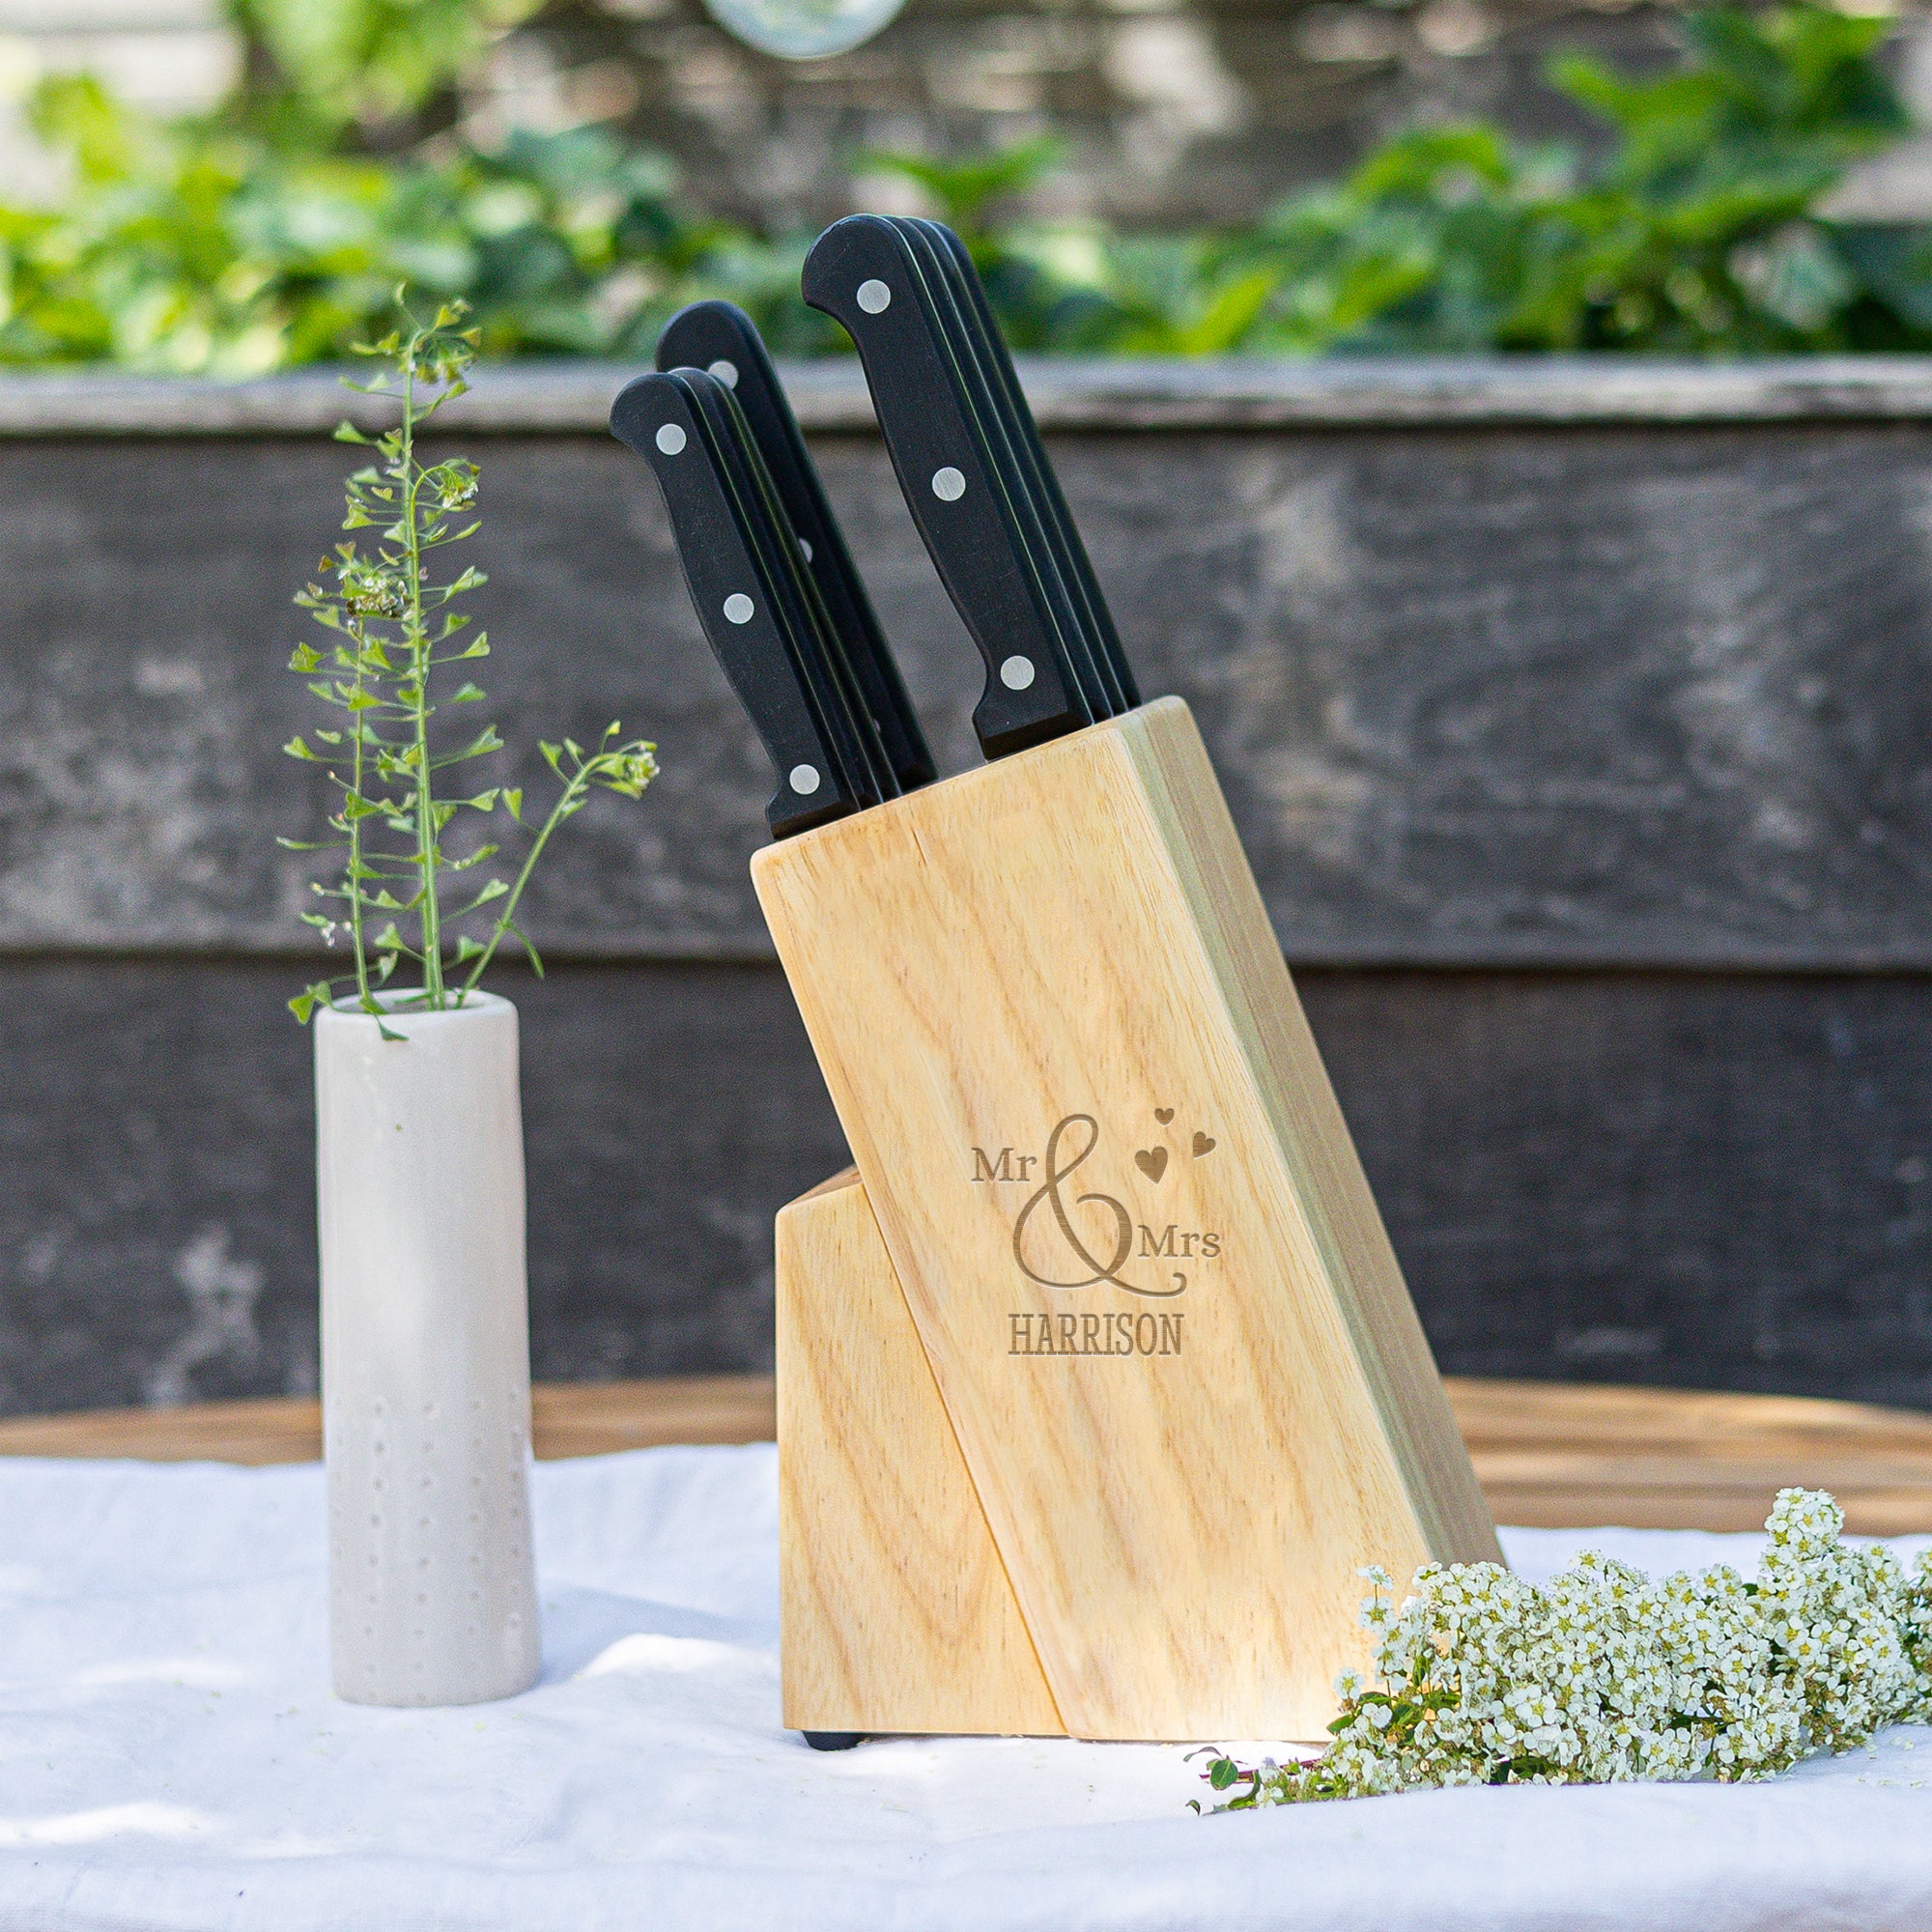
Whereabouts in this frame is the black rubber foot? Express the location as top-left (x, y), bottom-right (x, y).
top-left (802, 1730), bottom-right (865, 1752)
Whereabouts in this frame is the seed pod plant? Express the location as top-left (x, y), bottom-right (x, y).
top-left (281, 294), bottom-right (658, 1036)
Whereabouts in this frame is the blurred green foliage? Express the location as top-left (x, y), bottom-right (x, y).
top-left (1, 0), bottom-right (1928, 367)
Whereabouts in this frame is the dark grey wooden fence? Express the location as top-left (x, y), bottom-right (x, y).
top-left (5, 357), bottom-right (1932, 1415)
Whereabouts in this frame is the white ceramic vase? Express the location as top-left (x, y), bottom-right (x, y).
top-left (314, 989), bottom-right (542, 1707)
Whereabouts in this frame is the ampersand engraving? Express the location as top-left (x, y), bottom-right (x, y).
top-left (1011, 1115), bottom-right (1183, 1297)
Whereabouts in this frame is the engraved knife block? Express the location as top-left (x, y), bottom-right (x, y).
top-left (756, 696), bottom-right (1500, 1743)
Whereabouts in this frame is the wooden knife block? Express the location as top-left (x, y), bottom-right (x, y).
top-left (755, 696), bottom-right (1500, 1743)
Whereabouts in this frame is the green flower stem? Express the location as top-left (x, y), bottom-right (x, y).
top-left (347, 615), bottom-right (373, 1010)
top-left (397, 354), bottom-right (445, 1010)
top-left (458, 763), bottom-right (598, 999)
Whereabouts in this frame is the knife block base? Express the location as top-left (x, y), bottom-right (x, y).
top-left (758, 697), bottom-right (1500, 1743)
top-left (777, 1166), bottom-right (1065, 1738)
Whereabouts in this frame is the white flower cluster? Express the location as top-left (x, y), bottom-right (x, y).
top-left (1201, 1491), bottom-right (1932, 1809)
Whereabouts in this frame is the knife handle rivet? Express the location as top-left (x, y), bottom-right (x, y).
top-left (789, 763), bottom-right (822, 796)
top-left (724, 593), bottom-right (755, 624)
top-left (655, 423), bottom-right (687, 455)
top-left (707, 358), bottom-right (739, 388)
top-left (931, 467), bottom-right (965, 502)
top-left (1000, 655), bottom-right (1037, 692)
top-left (857, 279), bottom-right (892, 314)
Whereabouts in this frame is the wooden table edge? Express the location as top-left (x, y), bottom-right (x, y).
top-left (3, 1375), bottom-right (1931, 1535)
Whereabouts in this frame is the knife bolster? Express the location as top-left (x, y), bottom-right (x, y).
top-left (756, 696), bottom-right (1498, 1742)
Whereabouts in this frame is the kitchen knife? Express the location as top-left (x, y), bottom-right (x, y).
top-left (610, 369), bottom-right (869, 838)
top-left (909, 219), bottom-right (1140, 714)
top-left (802, 213), bottom-right (1093, 759)
top-left (671, 366), bottom-right (903, 810)
top-left (655, 300), bottom-right (936, 793)
top-left (883, 217), bottom-right (1117, 724)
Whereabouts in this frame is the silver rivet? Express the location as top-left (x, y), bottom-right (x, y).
top-left (654, 422), bottom-right (686, 455)
top-left (708, 358), bottom-right (739, 388)
top-left (797, 538), bottom-right (813, 563)
top-left (789, 763), bottom-right (821, 795)
top-left (724, 593), bottom-right (754, 624)
top-left (931, 467), bottom-right (965, 501)
top-left (857, 279), bottom-right (892, 314)
top-left (1000, 655), bottom-right (1036, 691)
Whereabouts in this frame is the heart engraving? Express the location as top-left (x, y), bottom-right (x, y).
top-left (1134, 1147), bottom-right (1169, 1182)
top-left (1153, 1107), bottom-right (1175, 1124)
top-left (1192, 1131), bottom-right (1217, 1158)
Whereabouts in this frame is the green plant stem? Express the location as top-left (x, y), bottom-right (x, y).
top-left (398, 353), bottom-right (444, 1009)
top-left (347, 617), bottom-right (373, 1009)
top-left (458, 766), bottom-right (595, 997)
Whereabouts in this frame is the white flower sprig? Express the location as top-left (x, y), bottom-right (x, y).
top-left (1193, 1489), bottom-right (1932, 1809)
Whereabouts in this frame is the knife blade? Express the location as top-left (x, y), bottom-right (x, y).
top-left (801, 213), bottom-right (1093, 759)
top-left (908, 219), bottom-right (1140, 715)
top-left (884, 216), bottom-right (1117, 724)
top-left (655, 299), bottom-right (937, 793)
top-left (610, 369), bottom-right (869, 838)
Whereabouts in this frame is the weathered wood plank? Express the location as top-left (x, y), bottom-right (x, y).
top-left (0, 956), bottom-right (846, 1417)
top-left (5, 417), bottom-right (1932, 966)
top-left (4, 958), bottom-right (1932, 1418)
top-left (15, 359), bottom-right (1932, 436)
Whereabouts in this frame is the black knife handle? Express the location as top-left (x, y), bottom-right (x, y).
top-left (914, 220), bottom-right (1141, 713)
top-left (888, 218), bottom-right (1112, 724)
top-left (611, 373), bottom-right (865, 838)
top-left (656, 300), bottom-right (936, 793)
top-left (803, 214), bottom-right (1090, 760)
top-left (672, 367), bottom-right (897, 810)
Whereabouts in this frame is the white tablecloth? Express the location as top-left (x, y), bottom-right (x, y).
top-left (2, 1444), bottom-right (1930, 1932)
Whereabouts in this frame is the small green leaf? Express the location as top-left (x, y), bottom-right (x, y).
top-left (507, 923), bottom-right (545, 979)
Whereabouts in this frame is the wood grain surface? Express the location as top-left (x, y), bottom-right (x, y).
top-left (5, 1375), bottom-right (1932, 1537)
top-left (753, 699), bottom-right (1495, 1739)
top-left (776, 1169), bottom-right (1063, 1736)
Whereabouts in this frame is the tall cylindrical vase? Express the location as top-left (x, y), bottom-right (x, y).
top-left (315, 990), bottom-right (542, 1707)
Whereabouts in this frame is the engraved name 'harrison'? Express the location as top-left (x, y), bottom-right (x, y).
top-left (1009, 1311), bottom-right (1184, 1356)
